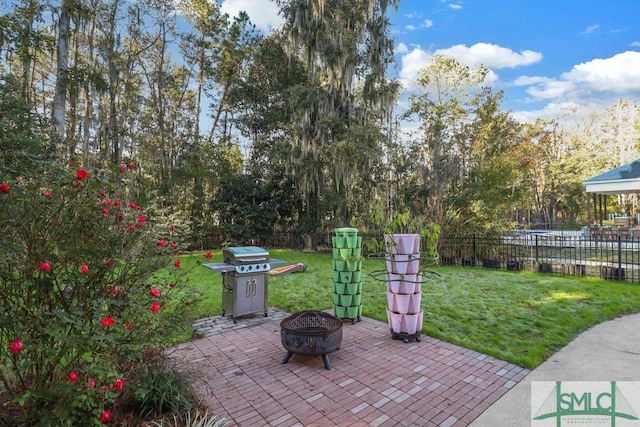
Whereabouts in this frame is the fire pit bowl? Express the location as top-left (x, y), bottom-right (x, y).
top-left (280, 310), bottom-right (343, 370)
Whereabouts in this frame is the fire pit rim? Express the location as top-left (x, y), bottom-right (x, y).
top-left (280, 310), bottom-right (343, 336)
top-left (279, 310), bottom-right (343, 369)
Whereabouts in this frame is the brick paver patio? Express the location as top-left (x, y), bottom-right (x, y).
top-left (168, 311), bottom-right (529, 426)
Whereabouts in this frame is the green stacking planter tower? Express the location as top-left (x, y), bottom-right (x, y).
top-left (332, 228), bottom-right (363, 323)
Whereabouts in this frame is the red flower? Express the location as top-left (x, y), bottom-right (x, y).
top-left (137, 215), bottom-right (147, 226)
top-left (169, 224), bottom-right (176, 233)
top-left (38, 262), bottom-right (51, 272)
top-left (9, 337), bottom-right (23, 354)
top-left (204, 252), bottom-right (213, 260)
top-left (169, 241), bottom-right (176, 249)
top-left (127, 224), bottom-right (136, 232)
top-left (101, 315), bottom-right (116, 327)
top-left (75, 169), bottom-right (89, 180)
top-left (112, 378), bottom-right (125, 390)
top-left (169, 282), bottom-right (176, 289)
top-left (81, 263), bottom-right (89, 274)
top-left (174, 259), bottom-right (181, 268)
top-left (103, 199), bottom-right (112, 206)
top-left (120, 165), bottom-right (126, 174)
top-left (124, 322), bottom-right (133, 330)
top-left (90, 379), bottom-right (96, 388)
top-left (126, 162), bottom-right (135, 170)
top-left (185, 301), bottom-right (191, 306)
top-left (102, 385), bottom-right (109, 391)
top-left (156, 239), bottom-right (166, 247)
top-left (102, 208), bottom-right (109, 215)
top-left (149, 287), bottom-right (160, 298)
top-left (68, 372), bottom-right (78, 383)
top-left (42, 189), bottom-right (52, 198)
top-left (151, 301), bottom-right (160, 314)
top-left (0, 182), bottom-right (9, 194)
top-left (105, 259), bottom-right (114, 268)
top-left (128, 202), bottom-right (141, 210)
top-left (99, 411), bottom-right (111, 423)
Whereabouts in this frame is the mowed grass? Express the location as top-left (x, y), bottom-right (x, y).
top-left (175, 249), bottom-right (640, 369)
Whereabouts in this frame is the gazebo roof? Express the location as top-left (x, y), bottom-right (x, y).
top-left (583, 158), bottom-right (640, 195)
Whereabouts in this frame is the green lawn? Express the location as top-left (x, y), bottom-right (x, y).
top-left (175, 249), bottom-right (640, 369)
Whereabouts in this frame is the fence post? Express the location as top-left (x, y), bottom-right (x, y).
top-left (473, 234), bottom-right (477, 261)
top-left (535, 235), bottom-right (539, 264)
top-left (618, 234), bottom-right (622, 271)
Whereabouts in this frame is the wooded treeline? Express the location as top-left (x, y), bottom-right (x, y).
top-left (2, 0), bottom-right (639, 246)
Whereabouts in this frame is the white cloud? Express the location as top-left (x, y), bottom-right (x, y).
top-left (435, 43), bottom-right (543, 69)
top-left (220, 0), bottom-right (283, 33)
top-left (395, 43), bottom-right (409, 54)
top-left (511, 101), bottom-right (583, 123)
top-left (398, 45), bottom-right (508, 90)
top-left (396, 43), bottom-right (640, 125)
top-left (511, 101), bottom-right (607, 125)
top-left (582, 24), bottom-right (600, 35)
top-left (398, 47), bottom-right (432, 87)
top-left (422, 19), bottom-right (434, 28)
top-left (405, 25), bottom-right (417, 31)
top-left (398, 43), bottom-right (542, 91)
top-left (404, 11), bottom-right (422, 19)
top-left (561, 51), bottom-right (640, 93)
top-left (512, 75), bottom-right (553, 86)
top-left (484, 69), bottom-right (499, 85)
top-left (526, 80), bottom-right (576, 100)
top-left (508, 51), bottom-right (640, 123)
top-left (449, 3), bottom-right (463, 9)
top-left (630, 41), bottom-right (640, 47)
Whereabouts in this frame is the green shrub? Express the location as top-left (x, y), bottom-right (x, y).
top-left (128, 350), bottom-right (197, 420)
top-left (150, 409), bottom-right (227, 427)
top-left (0, 163), bottom-right (199, 424)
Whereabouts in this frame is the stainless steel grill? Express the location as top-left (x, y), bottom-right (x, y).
top-left (204, 246), bottom-right (274, 323)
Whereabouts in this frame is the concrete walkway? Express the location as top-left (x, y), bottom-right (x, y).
top-left (471, 312), bottom-right (640, 426)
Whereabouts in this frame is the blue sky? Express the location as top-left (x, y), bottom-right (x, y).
top-left (219, 0), bottom-right (640, 123)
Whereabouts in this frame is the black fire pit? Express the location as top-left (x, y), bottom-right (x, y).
top-left (280, 310), bottom-right (343, 370)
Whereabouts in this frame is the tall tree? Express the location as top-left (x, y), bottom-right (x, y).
top-left (404, 55), bottom-right (487, 226)
top-left (276, 0), bottom-right (399, 229)
top-left (457, 88), bottom-right (524, 231)
top-left (178, 0), bottom-right (226, 144)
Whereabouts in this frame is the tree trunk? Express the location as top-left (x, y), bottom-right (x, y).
top-left (52, 0), bottom-right (71, 143)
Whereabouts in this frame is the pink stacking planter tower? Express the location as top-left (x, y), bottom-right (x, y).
top-left (384, 234), bottom-right (424, 343)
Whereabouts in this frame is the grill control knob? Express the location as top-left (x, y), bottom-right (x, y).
top-left (248, 265), bottom-right (252, 271)
top-left (239, 265), bottom-right (245, 272)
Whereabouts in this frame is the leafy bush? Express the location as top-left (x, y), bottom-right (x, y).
top-left (150, 409), bottom-right (227, 427)
top-left (128, 349), bottom-right (196, 420)
top-left (0, 163), bottom-right (200, 425)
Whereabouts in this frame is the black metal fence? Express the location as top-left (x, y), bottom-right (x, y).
top-left (438, 231), bottom-right (640, 283)
top-left (198, 230), bottom-right (640, 283)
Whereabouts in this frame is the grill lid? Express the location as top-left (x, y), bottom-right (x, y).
top-left (223, 246), bottom-right (269, 265)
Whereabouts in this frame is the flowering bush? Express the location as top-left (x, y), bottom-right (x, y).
top-left (0, 163), bottom-right (198, 425)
